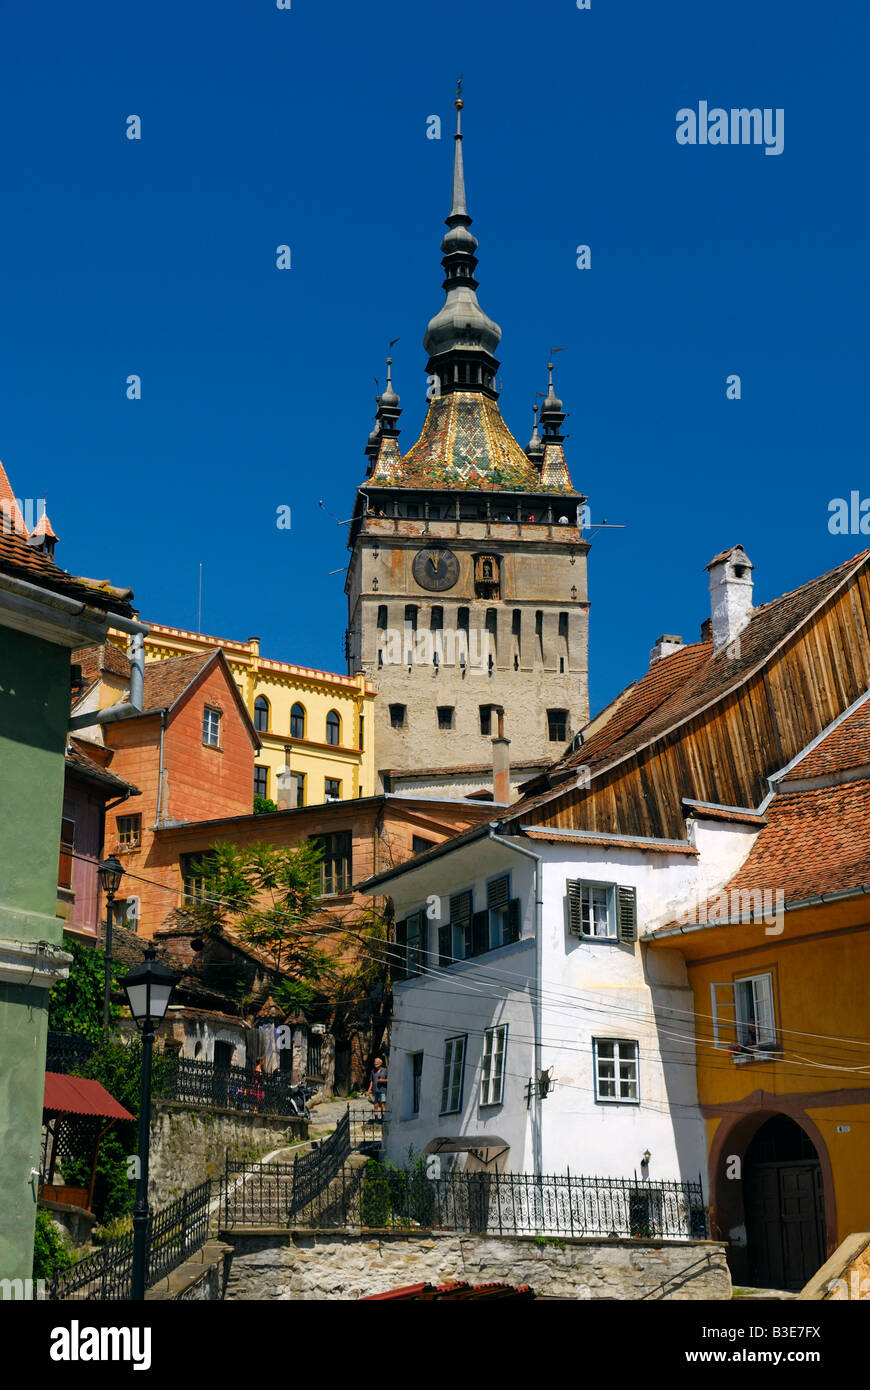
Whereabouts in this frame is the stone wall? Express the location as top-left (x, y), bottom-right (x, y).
top-left (148, 1101), bottom-right (306, 1208)
top-left (221, 1229), bottom-right (731, 1301)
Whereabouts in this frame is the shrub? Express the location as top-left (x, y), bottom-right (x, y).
top-left (32, 1209), bottom-right (74, 1283)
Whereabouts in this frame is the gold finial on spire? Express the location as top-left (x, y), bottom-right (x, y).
top-left (455, 75), bottom-right (464, 132)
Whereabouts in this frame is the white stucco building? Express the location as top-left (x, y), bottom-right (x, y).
top-left (362, 809), bottom-right (760, 1196)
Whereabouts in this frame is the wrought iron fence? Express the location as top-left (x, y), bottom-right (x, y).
top-left (48, 1180), bottom-right (213, 1301)
top-left (46, 1031), bottom-right (95, 1075)
top-left (221, 1111), bottom-right (351, 1226)
top-left (154, 1057), bottom-right (304, 1118)
top-left (220, 1159), bottom-right (707, 1242)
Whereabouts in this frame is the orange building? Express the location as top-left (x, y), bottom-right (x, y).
top-left (71, 644), bottom-right (260, 933)
top-left (644, 693), bottom-right (870, 1289)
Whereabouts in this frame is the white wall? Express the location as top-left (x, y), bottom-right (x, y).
top-left (375, 818), bottom-right (758, 1191)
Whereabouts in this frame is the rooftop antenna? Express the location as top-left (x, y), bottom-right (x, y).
top-left (197, 562), bottom-right (203, 633)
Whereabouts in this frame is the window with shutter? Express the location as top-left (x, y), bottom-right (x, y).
top-left (617, 885), bottom-right (638, 942)
top-left (449, 889), bottom-right (473, 961)
top-left (505, 898), bottom-right (521, 942)
top-left (566, 880), bottom-right (617, 939)
top-left (406, 911), bottom-right (424, 978)
top-left (438, 924), bottom-right (451, 966)
top-left (480, 1025), bottom-right (507, 1106)
top-left (735, 973), bottom-right (777, 1049)
top-left (471, 910), bottom-right (489, 956)
top-left (487, 875), bottom-right (509, 910)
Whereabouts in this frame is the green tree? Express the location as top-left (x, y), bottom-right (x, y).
top-left (253, 794), bottom-right (278, 815)
top-left (184, 840), bottom-right (336, 986)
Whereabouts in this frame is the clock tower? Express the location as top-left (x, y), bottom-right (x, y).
top-left (345, 95), bottom-right (590, 795)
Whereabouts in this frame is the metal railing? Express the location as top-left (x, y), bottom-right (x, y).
top-left (219, 1162), bottom-right (707, 1241)
top-left (221, 1111), bottom-right (352, 1226)
top-left (154, 1058), bottom-right (305, 1118)
top-left (48, 1180), bottom-right (213, 1301)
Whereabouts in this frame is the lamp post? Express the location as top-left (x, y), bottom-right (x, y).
top-left (122, 943), bottom-right (179, 1300)
top-left (98, 854), bottom-right (124, 1035)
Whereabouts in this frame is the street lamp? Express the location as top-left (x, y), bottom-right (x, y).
top-left (122, 943), bottom-right (179, 1300)
top-left (98, 855), bottom-right (124, 1035)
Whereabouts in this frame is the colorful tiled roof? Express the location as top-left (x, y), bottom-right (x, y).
top-left (374, 392), bottom-right (576, 494)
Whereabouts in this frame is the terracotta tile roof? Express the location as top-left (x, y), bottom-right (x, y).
top-left (781, 694), bottom-right (870, 782)
top-left (73, 643), bottom-right (133, 683)
top-left (66, 738), bottom-right (139, 795)
top-left (521, 827), bottom-right (699, 854)
top-left (141, 651), bottom-right (217, 712)
top-left (0, 462), bottom-right (133, 615)
top-left (682, 801), bottom-right (768, 826)
top-left (539, 552), bottom-right (870, 785)
top-left (651, 775), bottom-right (870, 935)
top-left (385, 758), bottom-right (545, 779)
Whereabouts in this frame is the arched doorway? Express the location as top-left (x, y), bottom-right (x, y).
top-left (743, 1116), bottom-right (826, 1290)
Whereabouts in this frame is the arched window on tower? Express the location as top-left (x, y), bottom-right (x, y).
top-left (290, 703), bottom-right (306, 739)
top-left (326, 710), bottom-right (341, 746)
top-left (254, 696), bottom-right (269, 733)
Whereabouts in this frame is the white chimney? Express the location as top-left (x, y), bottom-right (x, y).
top-left (650, 634), bottom-right (683, 664)
top-left (705, 545), bottom-right (754, 652)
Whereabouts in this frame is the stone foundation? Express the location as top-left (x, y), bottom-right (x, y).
top-left (221, 1228), bottom-right (731, 1301)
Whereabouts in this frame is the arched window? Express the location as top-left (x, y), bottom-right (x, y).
top-left (254, 696), bottom-right (269, 733)
top-left (290, 703), bottom-right (306, 739)
top-left (326, 710), bottom-right (341, 746)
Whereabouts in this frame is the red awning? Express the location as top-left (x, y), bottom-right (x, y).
top-left (43, 1072), bottom-right (134, 1122)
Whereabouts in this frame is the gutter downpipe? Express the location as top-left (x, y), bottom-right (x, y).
top-left (68, 615), bottom-right (151, 731)
top-left (487, 826), bottom-right (544, 1179)
top-left (154, 711), bottom-right (168, 829)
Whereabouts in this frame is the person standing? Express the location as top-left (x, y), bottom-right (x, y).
top-left (368, 1055), bottom-right (388, 1122)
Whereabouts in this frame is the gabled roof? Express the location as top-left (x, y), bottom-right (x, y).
top-left (519, 551), bottom-right (870, 805)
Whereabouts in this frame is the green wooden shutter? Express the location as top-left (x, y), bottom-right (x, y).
top-left (407, 912), bottom-right (423, 976)
top-left (617, 885), bottom-right (638, 942)
top-left (487, 875), bottom-right (510, 910)
top-left (566, 880), bottom-right (584, 935)
top-left (471, 910), bottom-right (489, 956)
top-left (506, 898), bottom-right (521, 943)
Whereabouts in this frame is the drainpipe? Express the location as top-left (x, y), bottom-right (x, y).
top-left (154, 711), bottom-right (168, 829)
top-left (68, 614), bottom-right (151, 731)
top-left (487, 826), bottom-right (544, 1178)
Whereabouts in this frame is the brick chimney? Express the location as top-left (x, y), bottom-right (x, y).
top-left (650, 634), bottom-right (683, 664)
top-left (706, 545), bottom-right (754, 653)
top-left (492, 708), bottom-right (510, 804)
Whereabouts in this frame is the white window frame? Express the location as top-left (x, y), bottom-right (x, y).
top-left (203, 706), bottom-right (221, 748)
top-left (574, 881), bottom-right (617, 939)
top-left (441, 1035), bottom-right (466, 1114)
top-left (480, 1025), bottom-right (507, 1106)
top-left (711, 973), bottom-right (777, 1051)
top-left (594, 1038), bottom-right (639, 1104)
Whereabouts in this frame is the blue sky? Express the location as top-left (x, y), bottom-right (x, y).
top-left (1, 1), bottom-right (867, 716)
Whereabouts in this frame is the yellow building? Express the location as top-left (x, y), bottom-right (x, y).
top-left (109, 623), bottom-right (376, 807)
top-left (646, 692), bottom-right (870, 1292)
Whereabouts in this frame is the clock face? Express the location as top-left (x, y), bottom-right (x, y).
top-left (412, 545), bottom-right (460, 592)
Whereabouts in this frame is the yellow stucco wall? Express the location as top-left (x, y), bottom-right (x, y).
top-left (109, 625), bottom-right (376, 806)
top-left (668, 898), bottom-right (870, 1246)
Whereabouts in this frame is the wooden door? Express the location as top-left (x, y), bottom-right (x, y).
top-left (745, 1160), bottom-right (825, 1290)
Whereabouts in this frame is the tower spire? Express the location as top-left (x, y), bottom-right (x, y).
top-left (423, 86), bottom-right (502, 399)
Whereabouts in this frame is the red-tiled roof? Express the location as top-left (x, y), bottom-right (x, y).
top-left (782, 694), bottom-right (870, 782)
top-left (521, 828), bottom-right (699, 854)
top-left (73, 643), bottom-right (133, 684)
top-left (141, 651), bottom-right (216, 711)
top-left (43, 1072), bottom-right (134, 1122)
top-left (66, 738), bottom-right (139, 795)
top-left (682, 802), bottom-right (768, 826)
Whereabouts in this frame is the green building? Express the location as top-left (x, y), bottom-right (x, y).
top-left (0, 465), bottom-right (138, 1283)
